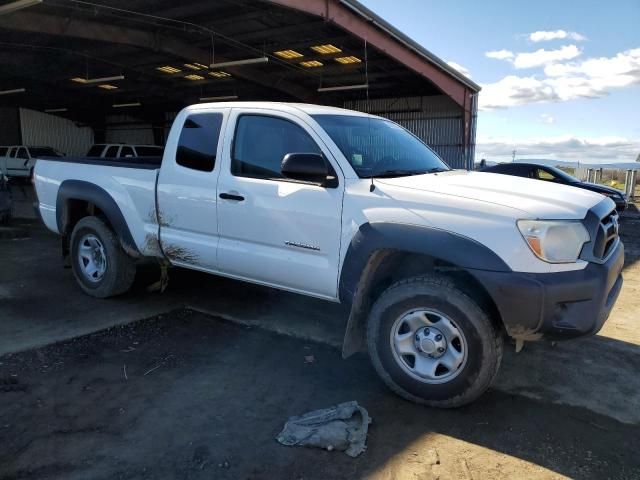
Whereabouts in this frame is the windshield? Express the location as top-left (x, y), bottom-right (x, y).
top-left (546, 165), bottom-right (580, 183)
top-left (28, 147), bottom-right (63, 157)
top-left (312, 114), bottom-right (450, 178)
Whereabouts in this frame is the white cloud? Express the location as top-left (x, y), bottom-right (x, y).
top-left (446, 61), bottom-right (471, 78)
top-left (540, 113), bottom-right (554, 124)
top-left (513, 45), bottom-right (582, 69)
top-left (486, 49), bottom-right (514, 60)
top-left (479, 48), bottom-right (640, 109)
top-left (529, 30), bottom-right (587, 43)
top-left (544, 47), bottom-right (640, 78)
top-left (480, 75), bottom-right (558, 109)
top-left (476, 135), bottom-right (640, 163)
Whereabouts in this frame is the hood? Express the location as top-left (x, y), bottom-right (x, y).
top-left (579, 181), bottom-right (624, 196)
top-left (377, 170), bottom-right (607, 219)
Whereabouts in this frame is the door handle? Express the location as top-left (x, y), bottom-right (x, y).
top-left (219, 192), bottom-right (245, 201)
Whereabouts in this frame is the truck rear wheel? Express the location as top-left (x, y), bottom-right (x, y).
top-left (70, 216), bottom-right (136, 298)
top-left (367, 275), bottom-right (502, 407)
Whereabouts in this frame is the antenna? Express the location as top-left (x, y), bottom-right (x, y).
top-left (512, 149), bottom-right (517, 162)
top-left (210, 33), bottom-right (215, 66)
top-left (364, 39), bottom-right (370, 114)
top-left (365, 38), bottom-right (375, 192)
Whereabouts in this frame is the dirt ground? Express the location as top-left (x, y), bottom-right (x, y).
top-left (1, 310), bottom-right (639, 480)
top-left (1, 187), bottom-right (639, 479)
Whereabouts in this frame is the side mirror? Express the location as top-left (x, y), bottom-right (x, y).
top-left (281, 153), bottom-right (330, 185)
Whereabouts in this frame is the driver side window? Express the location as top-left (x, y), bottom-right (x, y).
top-left (231, 115), bottom-right (321, 180)
top-left (536, 168), bottom-right (556, 181)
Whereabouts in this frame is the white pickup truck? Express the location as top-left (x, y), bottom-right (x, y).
top-left (0, 145), bottom-right (63, 179)
top-left (34, 102), bottom-right (624, 407)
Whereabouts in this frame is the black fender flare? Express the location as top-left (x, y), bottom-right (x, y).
top-left (338, 222), bottom-right (511, 357)
top-left (56, 180), bottom-right (140, 256)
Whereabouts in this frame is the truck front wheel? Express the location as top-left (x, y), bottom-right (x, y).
top-left (70, 216), bottom-right (136, 298)
top-left (367, 275), bottom-right (503, 407)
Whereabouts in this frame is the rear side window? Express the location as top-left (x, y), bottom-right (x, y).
top-left (176, 113), bottom-right (223, 172)
top-left (0, 148), bottom-right (7, 156)
top-left (136, 146), bottom-right (163, 157)
top-left (120, 146), bottom-right (134, 157)
top-left (104, 146), bottom-right (119, 158)
top-left (87, 145), bottom-right (105, 157)
top-left (494, 165), bottom-right (524, 176)
top-left (232, 115), bottom-right (320, 179)
top-left (28, 147), bottom-right (62, 157)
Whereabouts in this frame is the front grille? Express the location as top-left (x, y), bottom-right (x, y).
top-left (593, 209), bottom-right (619, 260)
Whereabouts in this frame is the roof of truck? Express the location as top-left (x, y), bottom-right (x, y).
top-left (0, 145), bottom-right (56, 149)
top-left (186, 101), bottom-right (377, 118)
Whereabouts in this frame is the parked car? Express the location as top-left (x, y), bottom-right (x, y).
top-left (33, 102), bottom-right (624, 407)
top-left (482, 162), bottom-right (628, 212)
top-left (86, 144), bottom-right (164, 158)
top-left (0, 174), bottom-right (11, 223)
top-left (0, 145), bottom-right (63, 180)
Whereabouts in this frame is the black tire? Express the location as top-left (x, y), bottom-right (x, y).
top-left (367, 274), bottom-right (503, 408)
top-left (70, 216), bottom-right (136, 298)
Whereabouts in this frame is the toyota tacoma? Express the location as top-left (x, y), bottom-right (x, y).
top-left (33, 102), bottom-right (624, 407)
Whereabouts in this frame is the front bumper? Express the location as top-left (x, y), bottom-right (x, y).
top-left (471, 241), bottom-right (624, 340)
top-left (614, 198), bottom-right (628, 213)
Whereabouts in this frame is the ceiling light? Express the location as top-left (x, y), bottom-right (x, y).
top-left (184, 63), bottom-right (204, 70)
top-left (335, 56), bottom-right (361, 64)
top-left (184, 74), bottom-right (205, 81)
top-left (300, 60), bottom-right (323, 68)
top-left (310, 44), bottom-right (342, 54)
top-left (209, 57), bottom-right (269, 68)
top-left (199, 95), bottom-right (238, 101)
top-left (0, 0), bottom-right (42, 16)
top-left (113, 102), bottom-right (141, 108)
top-left (318, 83), bottom-right (368, 92)
top-left (274, 50), bottom-right (303, 59)
top-left (156, 66), bottom-right (182, 74)
top-left (98, 84), bottom-right (118, 90)
top-left (208, 71), bottom-right (231, 78)
top-left (0, 88), bottom-right (26, 95)
top-left (70, 75), bottom-right (124, 84)
top-left (44, 108), bottom-right (67, 113)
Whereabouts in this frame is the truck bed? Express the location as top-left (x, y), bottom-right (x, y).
top-left (34, 157), bottom-right (161, 257)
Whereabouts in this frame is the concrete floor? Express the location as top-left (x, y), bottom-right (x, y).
top-left (2, 310), bottom-right (639, 480)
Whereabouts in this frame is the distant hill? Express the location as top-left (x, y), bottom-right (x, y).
top-left (475, 158), bottom-right (640, 170)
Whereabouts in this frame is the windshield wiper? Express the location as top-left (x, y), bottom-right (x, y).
top-left (372, 169), bottom-right (424, 178)
top-left (372, 167), bottom-right (449, 178)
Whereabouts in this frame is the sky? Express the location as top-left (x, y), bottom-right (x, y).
top-left (359, 0), bottom-right (640, 164)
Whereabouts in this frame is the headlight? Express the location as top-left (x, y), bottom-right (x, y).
top-left (517, 220), bottom-right (590, 263)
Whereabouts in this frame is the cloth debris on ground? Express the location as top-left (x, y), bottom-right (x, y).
top-left (276, 401), bottom-right (371, 457)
